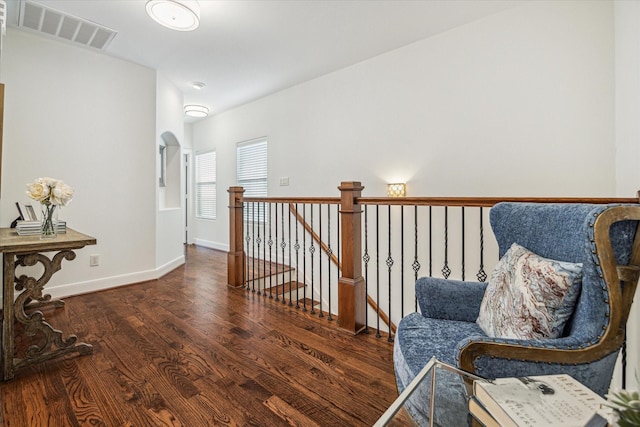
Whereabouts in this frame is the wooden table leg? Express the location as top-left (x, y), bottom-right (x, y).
top-left (2, 253), bottom-right (16, 380)
top-left (2, 250), bottom-right (93, 381)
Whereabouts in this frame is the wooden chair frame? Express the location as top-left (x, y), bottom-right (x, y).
top-left (459, 205), bottom-right (640, 373)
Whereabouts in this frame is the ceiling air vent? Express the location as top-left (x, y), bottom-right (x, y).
top-left (18, 0), bottom-right (117, 51)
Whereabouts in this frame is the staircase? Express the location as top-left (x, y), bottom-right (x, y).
top-left (244, 257), bottom-right (322, 311)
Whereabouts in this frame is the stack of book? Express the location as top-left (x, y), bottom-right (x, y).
top-left (16, 221), bottom-right (67, 236)
top-left (470, 374), bottom-right (610, 427)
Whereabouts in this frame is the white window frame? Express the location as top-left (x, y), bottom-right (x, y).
top-left (195, 150), bottom-right (216, 220)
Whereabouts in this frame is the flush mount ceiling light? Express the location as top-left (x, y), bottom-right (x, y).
top-left (184, 104), bottom-right (209, 118)
top-left (192, 82), bottom-right (205, 90)
top-left (146, 0), bottom-right (200, 31)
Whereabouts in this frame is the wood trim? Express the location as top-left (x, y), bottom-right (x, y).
top-left (248, 195), bottom-right (639, 208)
top-left (246, 197), bottom-right (340, 204)
top-left (359, 196), bottom-right (640, 207)
top-left (227, 186), bottom-right (245, 287)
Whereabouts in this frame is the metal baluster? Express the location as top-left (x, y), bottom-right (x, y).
top-left (318, 205), bottom-right (324, 317)
top-left (294, 204), bottom-right (301, 309)
top-left (253, 202), bottom-right (257, 292)
top-left (281, 203), bottom-right (286, 305)
top-left (400, 205), bottom-right (404, 319)
top-left (242, 202), bottom-right (250, 289)
top-left (376, 205), bottom-right (381, 338)
top-left (336, 204), bottom-right (340, 319)
top-left (245, 202), bottom-right (250, 289)
top-left (429, 206), bottom-right (433, 278)
top-left (442, 206), bottom-right (451, 279)
top-left (268, 203), bottom-right (274, 298)
top-left (302, 204), bottom-right (307, 311)
top-left (274, 203), bottom-right (279, 302)
top-left (412, 205), bottom-right (421, 312)
top-left (263, 202), bottom-right (267, 296)
top-left (327, 204), bottom-right (333, 321)
top-left (309, 205), bottom-right (316, 314)
top-left (386, 205), bottom-right (394, 342)
top-left (623, 335), bottom-right (627, 389)
top-left (363, 205), bottom-right (370, 333)
top-left (288, 204), bottom-right (293, 306)
top-left (337, 203), bottom-right (341, 282)
top-left (461, 206), bottom-right (465, 281)
top-left (256, 202), bottom-right (262, 295)
top-left (477, 207), bottom-right (487, 282)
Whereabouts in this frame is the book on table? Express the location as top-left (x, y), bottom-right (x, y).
top-left (16, 220), bottom-right (67, 235)
top-left (472, 374), bottom-right (609, 427)
top-left (469, 396), bottom-right (500, 427)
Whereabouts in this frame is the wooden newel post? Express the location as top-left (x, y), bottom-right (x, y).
top-left (228, 186), bottom-right (245, 287)
top-left (338, 181), bottom-right (366, 334)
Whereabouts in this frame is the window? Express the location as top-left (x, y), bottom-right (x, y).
top-left (237, 138), bottom-right (268, 197)
top-left (237, 137), bottom-right (267, 222)
top-left (195, 150), bottom-right (216, 220)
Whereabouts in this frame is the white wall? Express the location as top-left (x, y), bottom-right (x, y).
top-left (615, 0), bottom-right (640, 391)
top-left (0, 29), bottom-right (158, 297)
top-left (155, 73), bottom-right (186, 272)
top-left (192, 0), bottom-right (616, 250)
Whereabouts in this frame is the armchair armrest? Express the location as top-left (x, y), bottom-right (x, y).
top-left (456, 331), bottom-right (625, 379)
top-left (416, 277), bottom-right (487, 322)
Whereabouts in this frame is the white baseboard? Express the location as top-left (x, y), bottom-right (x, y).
top-left (41, 255), bottom-right (186, 300)
top-left (193, 238), bottom-right (229, 252)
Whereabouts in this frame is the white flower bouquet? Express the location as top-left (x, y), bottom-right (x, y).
top-left (26, 177), bottom-right (73, 238)
top-left (26, 177), bottom-right (74, 206)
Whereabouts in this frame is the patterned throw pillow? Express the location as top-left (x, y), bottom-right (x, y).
top-left (476, 243), bottom-right (583, 340)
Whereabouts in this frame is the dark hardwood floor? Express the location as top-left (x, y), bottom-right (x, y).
top-left (1, 245), bottom-right (402, 426)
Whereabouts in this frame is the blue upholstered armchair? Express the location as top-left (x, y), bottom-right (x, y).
top-left (394, 203), bottom-right (640, 427)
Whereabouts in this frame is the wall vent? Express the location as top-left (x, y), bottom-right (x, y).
top-left (18, 0), bottom-right (117, 51)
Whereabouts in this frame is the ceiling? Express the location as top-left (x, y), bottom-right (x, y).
top-left (5, 0), bottom-right (518, 121)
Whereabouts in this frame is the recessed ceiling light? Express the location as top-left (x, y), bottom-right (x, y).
top-left (184, 104), bottom-right (209, 118)
top-left (192, 82), bottom-right (205, 90)
top-left (146, 0), bottom-right (200, 32)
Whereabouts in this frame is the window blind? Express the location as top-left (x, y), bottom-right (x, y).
top-left (237, 138), bottom-right (268, 198)
top-left (195, 150), bottom-right (216, 220)
top-left (237, 138), bottom-right (267, 222)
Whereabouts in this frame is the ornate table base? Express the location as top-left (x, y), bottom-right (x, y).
top-left (1, 229), bottom-right (96, 381)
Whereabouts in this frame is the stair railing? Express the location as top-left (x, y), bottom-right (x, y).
top-left (228, 183), bottom-right (639, 339)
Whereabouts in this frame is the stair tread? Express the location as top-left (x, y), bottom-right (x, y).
top-left (246, 257), bottom-right (293, 280)
top-left (263, 281), bottom-right (305, 294)
top-left (297, 298), bottom-right (320, 307)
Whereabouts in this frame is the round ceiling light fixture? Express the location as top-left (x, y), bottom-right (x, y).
top-left (184, 104), bottom-right (209, 118)
top-left (146, 0), bottom-right (200, 31)
top-left (192, 82), bottom-right (206, 90)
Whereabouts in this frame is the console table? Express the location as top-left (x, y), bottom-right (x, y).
top-left (0, 228), bottom-right (96, 380)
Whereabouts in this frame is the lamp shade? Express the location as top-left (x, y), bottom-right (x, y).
top-left (146, 0), bottom-right (200, 31)
top-left (184, 104), bottom-right (209, 118)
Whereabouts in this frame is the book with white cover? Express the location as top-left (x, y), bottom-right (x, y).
top-left (473, 374), bottom-right (608, 427)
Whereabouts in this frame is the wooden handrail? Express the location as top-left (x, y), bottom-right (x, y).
top-left (245, 197), bottom-right (340, 204)
top-left (247, 195), bottom-right (639, 207)
top-left (359, 196), bottom-right (639, 207)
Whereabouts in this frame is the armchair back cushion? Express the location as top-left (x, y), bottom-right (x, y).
top-left (490, 203), bottom-right (636, 343)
